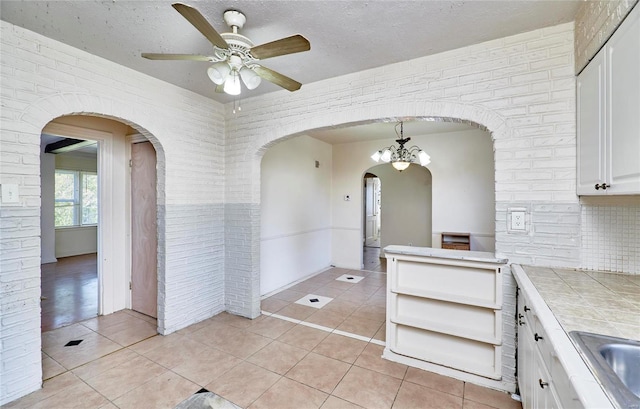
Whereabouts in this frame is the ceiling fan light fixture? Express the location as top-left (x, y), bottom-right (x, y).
top-left (207, 61), bottom-right (231, 85)
top-left (223, 71), bottom-right (242, 95)
top-left (240, 67), bottom-right (262, 90)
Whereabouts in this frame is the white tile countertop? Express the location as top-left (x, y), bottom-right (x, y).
top-left (521, 265), bottom-right (640, 341)
top-left (384, 245), bottom-right (508, 265)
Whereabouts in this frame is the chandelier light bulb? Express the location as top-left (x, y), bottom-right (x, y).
top-left (371, 151), bottom-right (382, 162)
top-left (392, 161), bottom-right (411, 171)
top-left (207, 62), bottom-right (231, 85)
top-left (223, 71), bottom-right (242, 95)
top-left (380, 149), bottom-right (392, 162)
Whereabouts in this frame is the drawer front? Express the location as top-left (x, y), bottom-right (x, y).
top-left (391, 323), bottom-right (501, 379)
top-left (394, 294), bottom-right (500, 342)
top-left (394, 259), bottom-right (499, 305)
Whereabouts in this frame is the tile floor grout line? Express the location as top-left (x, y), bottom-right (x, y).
top-left (266, 310), bottom-right (387, 346)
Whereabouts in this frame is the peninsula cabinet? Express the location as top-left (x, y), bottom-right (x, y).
top-left (382, 246), bottom-right (507, 384)
top-left (577, 4), bottom-right (640, 195)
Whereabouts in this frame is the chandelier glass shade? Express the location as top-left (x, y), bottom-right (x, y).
top-left (207, 53), bottom-right (262, 95)
top-left (371, 122), bottom-right (431, 171)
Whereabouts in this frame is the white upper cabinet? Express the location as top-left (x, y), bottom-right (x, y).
top-left (577, 5), bottom-right (640, 195)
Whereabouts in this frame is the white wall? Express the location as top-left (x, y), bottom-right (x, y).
top-left (426, 129), bottom-right (496, 252)
top-left (260, 135), bottom-right (332, 295)
top-left (40, 151), bottom-right (56, 263)
top-left (368, 163), bottom-right (433, 252)
top-left (55, 226), bottom-right (97, 257)
top-left (331, 128), bottom-right (494, 268)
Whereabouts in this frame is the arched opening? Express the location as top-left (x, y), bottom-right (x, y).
top-left (364, 163), bottom-right (433, 264)
top-left (39, 114), bottom-right (164, 381)
top-left (257, 117), bottom-right (493, 301)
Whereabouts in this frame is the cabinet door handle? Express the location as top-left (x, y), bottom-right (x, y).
top-left (595, 183), bottom-right (611, 190)
top-left (534, 333), bottom-right (544, 342)
top-left (539, 379), bottom-right (548, 389)
top-left (524, 306), bottom-right (530, 312)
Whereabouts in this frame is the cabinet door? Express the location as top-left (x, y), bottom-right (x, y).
top-left (607, 5), bottom-right (640, 194)
top-left (577, 47), bottom-right (606, 195)
top-left (517, 291), bottom-right (535, 409)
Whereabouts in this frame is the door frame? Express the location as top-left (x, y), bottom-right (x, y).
top-left (41, 122), bottom-right (120, 315)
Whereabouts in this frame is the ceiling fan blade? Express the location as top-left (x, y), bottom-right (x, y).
top-left (142, 53), bottom-right (212, 61)
top-left (172, 3), bottom-right (228, 49)
top-left (250, 35), bottom-right (310, 60)
top-left (253, 65), bottom-right (302, 92)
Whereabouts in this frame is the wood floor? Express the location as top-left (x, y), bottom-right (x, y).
top-left (41, 253), bottom-right (98, 332)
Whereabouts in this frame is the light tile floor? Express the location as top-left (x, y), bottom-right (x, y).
top-left (5, 267), bottom-right (522, 409)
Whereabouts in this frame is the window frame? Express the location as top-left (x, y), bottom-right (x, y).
top-left (54, 169), bottom-right (98, 228)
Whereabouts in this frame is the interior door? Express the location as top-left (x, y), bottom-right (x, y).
top-left (131, 141), bottom-right (157, 318)
top-left (364, 177), bottom-right (380, 247)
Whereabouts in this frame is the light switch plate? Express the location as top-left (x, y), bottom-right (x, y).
top-left (1, 184), bottom-right (19, 203)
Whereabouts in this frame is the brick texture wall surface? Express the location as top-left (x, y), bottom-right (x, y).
top-left (224, 22), bottom-right (578, 392)
top-left (574, 0), bottom-right (639, 73)
top-left (0, 21), bottom-right (225, 404)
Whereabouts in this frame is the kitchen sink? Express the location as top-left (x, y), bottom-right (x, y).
top-left (570, 331), bottom-right (640, 409)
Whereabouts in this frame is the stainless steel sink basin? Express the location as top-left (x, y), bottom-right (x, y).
top-left (570, 331), bottom-right (640, 409)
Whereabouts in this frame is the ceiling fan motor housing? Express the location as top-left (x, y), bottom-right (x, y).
top-left (223, 10), bottom-right (246, 30)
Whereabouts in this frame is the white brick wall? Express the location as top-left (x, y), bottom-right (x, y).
top-left (0, 21), bottom-right (225, 404)
top-left (224, 22), bottom-right (578, 392)
top-left (575, 0), bottom-right (639, 73)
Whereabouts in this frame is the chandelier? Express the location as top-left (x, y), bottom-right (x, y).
top-left (371, 122), bottom-right (431, 171)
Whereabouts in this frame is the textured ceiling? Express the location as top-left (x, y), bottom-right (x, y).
top-left (1, 0), bottom-right (582, 104)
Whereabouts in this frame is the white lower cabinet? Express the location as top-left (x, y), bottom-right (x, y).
top-left (517, 289), bottom-right (571, 408)
top-left (515, 273), bottom-right (596, 409)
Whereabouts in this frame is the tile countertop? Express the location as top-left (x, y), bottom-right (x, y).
top-left (384, 245), bottom-right (508, 264)
top-left (521, 265), bottom-right (640, 341)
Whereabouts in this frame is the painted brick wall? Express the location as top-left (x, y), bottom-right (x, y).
top-left (224, 22), bottom-right (577, 391)
top-left (574, 0), bottom-right (639, 73)
top-left (0, 21), bottom-right (225, 404)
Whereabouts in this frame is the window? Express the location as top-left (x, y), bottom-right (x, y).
top-left (54, 170), bottom-right (98, 227)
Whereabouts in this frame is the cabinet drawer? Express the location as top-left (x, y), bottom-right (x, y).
top-left (393, 259), bottom-right (500, 306)
top-left (392, 293), bottom-right (501, 343)
top-left (391, 323), bottom-right (500, 379)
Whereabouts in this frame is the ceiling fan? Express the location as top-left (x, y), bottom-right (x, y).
top-left (142, 3), bottom-right (310, 95)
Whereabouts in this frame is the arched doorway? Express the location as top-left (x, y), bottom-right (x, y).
top-left (39, 114), bottom-right (163, 325)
